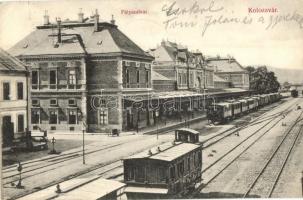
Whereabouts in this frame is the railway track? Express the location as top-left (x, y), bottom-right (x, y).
top-left (243, 113), bottom-right (303, 198)
top-left (187, 100), bottom-right (302, 198)
top-left (5, 99), bottom-right (296, 199)
top-left (201, 98), bottom-right (298, 148)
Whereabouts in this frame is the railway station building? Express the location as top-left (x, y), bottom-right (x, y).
top-left (9, 10), bottom-right (154, 133)
top-left (0, 48), bottom-right (29, 146)
top-left (8, 10), bottom-right (251, 134)
top-left (207, 56), bottom-right (250, 89)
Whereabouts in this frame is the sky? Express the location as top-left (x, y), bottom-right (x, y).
top-left (0, 0), bottom-right (303, 70)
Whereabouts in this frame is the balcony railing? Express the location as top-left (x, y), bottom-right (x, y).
top-left (32, 84), bottom-right (84, 90)
top-left (123, 83), bottom-right (151, 89)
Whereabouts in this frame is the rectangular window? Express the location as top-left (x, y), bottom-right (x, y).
top-left (3, 82), bottom-right (10, 100)
top-left (126, 69), bottom-right (130, 84)
top-left (136, 70), bottom-right (140, 83)
top-left (159, 167), bottom-right (166, 182)
top-left (49, 110), bottom-right (58, 124)
top-left (32, 71), bottom-right (38, 89)
top-left (177, 161), bottom-right (184, 176)
top-left (17, 114), bottom-right (24, 132)
top-left (50, 99), bottom-right (57, 106)
top-left (68, 99), bottom-right (76, 106)
top-left (146, 70), bottom-right (149, 83)
top-left (99, 109), bottom-right (108, 125)
top-left (32, 99), bottom-right (39, 106)
top-left (128, 167), bottom-right (135, 181)
top-left (68, 110), bottom-right (77, 124)
top-left (125, 61), bottom-right (130, 66)
top-left (17, 82), bottom-right (24, 100)
top-left (170, 166), bottom-right (175, 179)
top-left (68, 70), bottom-right (76, 89)
top-left (136, 166), bottom-right (145, 181)
top-left (178, 74), bottom-right (182, 85)
top-left (31, 110), bottom-right (40, 124)
top-left (49, 70), bottom-right (57, 89)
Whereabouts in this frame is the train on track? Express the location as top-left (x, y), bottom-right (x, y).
top-left (123, 128), bottom-right (202, 199)
top-left (290, 89), bottom-right (298, 98)
top-left (206, 93), bottom-right (281, 124)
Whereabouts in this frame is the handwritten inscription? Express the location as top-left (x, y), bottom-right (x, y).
top-left (161, 1), bottom-right (303, 36)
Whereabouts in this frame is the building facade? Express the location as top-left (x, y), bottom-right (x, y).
top-left (207, 57), bottom-right (249, 89)
top-left (0, 48), bottom-right (29, 146)
top-left (9, 10), bottom-right (153, 133)
top-left (149, 41), bottom-right (214, 92)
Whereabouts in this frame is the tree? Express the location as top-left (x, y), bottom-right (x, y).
top-left (245, 66), bottom-right (280, 94)
top-left (282, 81), bottom-right (291, 89)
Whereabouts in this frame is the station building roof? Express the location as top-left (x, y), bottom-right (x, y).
top-left (124, 142), bottom-right (201, 162)
top-left (9, 20), bottom-right (153, 60)
top-left (207, 57), bottom-right (248, 73)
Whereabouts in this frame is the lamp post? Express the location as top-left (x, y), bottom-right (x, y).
top-left (49, 137), bottom-right (57, 154)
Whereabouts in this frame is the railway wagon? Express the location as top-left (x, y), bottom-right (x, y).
top-left (251, 96), bottom-right (260, 108)
top-left (175, 128), bottom-right (200, 143)
top-left (291, 90), bottom-right (298, 98)
top-left (239, 99), bottom-right (249, 113)
top-left (20, 178), bottom-right (125, 200)
top-left (226, 100), bottom-right (242, 118)
top-left (206, 102), bottom-right (232, 123)
top-left (245, 98), bottom-right (256, 111)
top-left (257, 95), bottom-right (266, 107)
top-left (123, 131), bottom-right (202, 199)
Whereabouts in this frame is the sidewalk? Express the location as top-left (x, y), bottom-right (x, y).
top-left (49, 114), bottom-right (207, 136)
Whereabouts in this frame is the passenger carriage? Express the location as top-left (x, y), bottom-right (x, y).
top-left (245, 98), bottom-right (255, 111)
top-left (123, 129), bottom-right (202, 199)
top-left (251, 96), bottom-right (260, 108)
top-left (226, 100), bottom-right (241, 118)
top-left (239, 99), bottom-right (249, 113)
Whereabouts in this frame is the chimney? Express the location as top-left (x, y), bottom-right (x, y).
top-left (43, 10), bottom-right (49, 25)
top-left (94, 9), bottom-right (99, 32)
top-left (78, 8), bottom-right (84, 23)
top-left (56, 17), bottom-right (62, 43)
top-left (110, 14), bottom-right (115, 25)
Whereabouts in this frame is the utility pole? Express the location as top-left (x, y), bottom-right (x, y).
top-left (82, 120), bottom-right (86, 165)
top-left (82, 126), bottom-right (85, 164)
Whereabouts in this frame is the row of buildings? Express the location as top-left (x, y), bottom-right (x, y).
top-left (1, 10), bottom-right (249, 145)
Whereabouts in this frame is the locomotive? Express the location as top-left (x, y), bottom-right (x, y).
top-left (207, 93), bottom-right (281, 124)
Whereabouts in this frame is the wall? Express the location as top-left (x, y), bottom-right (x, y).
top-left (0, 73), bottom-right (28, 139)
